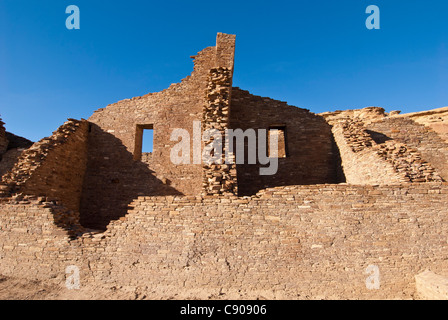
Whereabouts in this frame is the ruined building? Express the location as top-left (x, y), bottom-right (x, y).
top-left (1, 33), bottom-right (448, 299)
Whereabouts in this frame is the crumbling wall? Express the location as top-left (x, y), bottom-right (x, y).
top-left (331, 119), bottom-right (443, 184)
top-left (400, 107), bottom-right (448, 144)
top-left (375, 141), bottom-right (443, 182)
top-left (80, 33), bottom-right (236, 229)
top-left (230, 88), bottom-right (340, 195)
top-left (366, 117), bottom-right (448, 181)
top-left (331, 120), bottom-right (404, 185)
top-left (0, 149), bottom-right (26, 177)
top-left (1, 183), bottom-right (448, 299)
top-left (1, 119), bottom-right (89, 213)
top-left (0, 132), bottom-right (34, 177)
top-left (0, 118), bottom-right (8, 157)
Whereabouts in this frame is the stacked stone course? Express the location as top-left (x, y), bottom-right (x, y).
top-left (367, 117), bottom-right (448, 181)
top-left (202, 67), bottom-right (237, 196)
top-left (1, 183), bottom-right (448, 299)
top-left (1, 119), bottom-right (89, 212)
top-left (333, 117), bottom-right (444, 185)
top-left (375, 141), bottom-right (443, 182)
top-left (1, 34), bottom-right (448, 299)
top-left (340, 119), bottom-right (373, 152)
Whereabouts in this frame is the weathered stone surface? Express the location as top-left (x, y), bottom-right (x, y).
top-left (0, 35), bottom-right (448, 300)
top-left (415, 270), bottom-right (448, 300)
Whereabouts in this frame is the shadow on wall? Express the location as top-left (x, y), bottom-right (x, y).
top-left (366, 130), bottom-right (393, 145)
top-left (79, 124), bottom-right (183, 231)
top-left (230, 88), bottom-right (346, 196)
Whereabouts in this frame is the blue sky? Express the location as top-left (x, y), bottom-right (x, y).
top-left (1, 0), bottom-right (447, 143)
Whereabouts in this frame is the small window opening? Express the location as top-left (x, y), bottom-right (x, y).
top-left (268, 125), bottom-right (287, 158)
top-left (134, 124), bottom-right (154, 161)
top-left (142, 129), bottom-right (154, 153)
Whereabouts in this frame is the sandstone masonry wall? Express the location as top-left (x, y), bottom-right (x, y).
top-left (230, 88), bottom-right (340, 195)
top-left (1, 183), bottom-right (448, 299)
top-left (202, 67), bottom-right (237, 196)
top-left (332, 119), bottom-right (443, 184)
top-left (80, 34), bottom-right (236, 229)
top-left (366, 117), bottom-right (448, 181)
top-left (331, 121), bottom-right (404, 185)
top-left (1, 119), bottom-right (89, 212)
top-left (400, 107), bottom-right (448, 144)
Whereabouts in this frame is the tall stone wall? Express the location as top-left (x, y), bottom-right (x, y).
top-left (230, 88), bottom-right (341, 195)
top-left (1, 119), bottom-right (89, 213)
top-left (1, 183), bottom-right (448, 299)
top-left (80, 34), bottom-right (236, 229)
top-left (202, 67), bottom-right (237, 196)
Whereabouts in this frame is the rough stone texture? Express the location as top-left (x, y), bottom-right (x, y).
top-left (202, 67), bottom-right (237, 196)
top-left (5, 132), bottom-right (33, 150)
top-left (1, 119), bottom-right (89, 212)
top-left (79, 33), bottom-right (236, 229)
top-left (0, 149), bottom-right (27, 177)
top-left (331, 120), bottom-right (404, 185)
top-left (331, 118), bottom-right (443, 185)
top-left (1, 35), bottom-right (448, 299)
top-left (400, 107), bottom-right (448, 143)
top-left (0, 132), bottom-right (33, 177)
top-left (366, 117), bottom-right (448, 182)
top-left (230, 88), bottom-right (341, 196)
top-left (338, 119), bottom-right (373, 153)
top-left (415, 270), bottom-right (448, 300)
top-left (375, 141), bottom-right (443, 183)
top-left (1, 183), bottom-right (448, 299)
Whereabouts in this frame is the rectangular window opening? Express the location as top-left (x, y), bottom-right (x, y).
top-left (268, 125), bottom-right (287, 158)
top-left (142, 129), bottom-right (154, 154)
top-left (134, 124), bottom-right (154, 161)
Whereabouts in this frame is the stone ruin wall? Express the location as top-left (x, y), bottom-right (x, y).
top-left (0, 118), bottom-right (34, 178)
top-left (1, 183), bottom-right (448, 299)
top-left (331, 118), bottom-right (444, 185)
top-left (331, 120), bottom-right (404, 185)
top-left (403, 107), bottom-right (448, 144)
top-left (79, 33), bottom-right (236, 229)
top-left (230, 88), bottom-right (341, 196)
top-left (1, 34), bottom-right (448, 299)
top-left (366, 117), bottom-right (448, 182)
top-left (1, 119), bottom-right (89, 213)
top-left (202, 67), bottom-right (238, 196)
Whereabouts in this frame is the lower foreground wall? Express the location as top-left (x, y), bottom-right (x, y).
top-left (1, 183), bottom-right (448, 299)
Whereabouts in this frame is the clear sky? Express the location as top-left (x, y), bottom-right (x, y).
top-left (1, 0), bottom-right (447, 143)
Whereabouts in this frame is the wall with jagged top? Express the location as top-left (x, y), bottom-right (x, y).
top-left (1, 119), bottom-right (89, 212)
top-left (79, 33), bottom-right (236, 229)
top-left (366, 117), bottom-right (448, 181)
